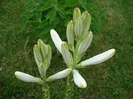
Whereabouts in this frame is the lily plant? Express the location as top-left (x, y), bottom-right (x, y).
top-left (14, 7), bottom-right (115, 99)
top-left (15, 39), bottom-right (52, 99)
top-left (47, 7), bottom-right (115, 98)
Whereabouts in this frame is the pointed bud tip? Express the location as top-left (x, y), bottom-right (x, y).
top-left (70, 20), bottom-right (73, 23)
top-left (50, 29), bottom-right (55, 34)
top-left (85, 11), bottom-right (88, 14)
top-left (38, 39), bottom-right (41, 41)
top-left (34, 44), bottom-right (38, 47)
top-left (111, 49), bottom-right (116, 53)
top-left (75, 7), bottom-right (79, 10)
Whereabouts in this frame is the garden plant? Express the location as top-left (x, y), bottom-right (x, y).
top-left (15, 8), bottom-right (115, 99)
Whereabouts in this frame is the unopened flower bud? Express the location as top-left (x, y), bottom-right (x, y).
top-left (73, 7), bottom-right (81, 23)
top-left (50, 29), bottom-right (62, 53)
top-left (41, 43), bottom-right (48, 60)
top-left (73, 69), bottom-right (87, 88)
top-left (81, 11), bottom-right (91, 38)
top-left (77, 31), bottom-right (93, 55)
top-left (77, 49), bottom-right (116, 67)
top-left (74, 16), bottom-right (83, 39)
top-left (15, 71), bottom-right (42, 84)
top-left (34, 45), bottom-right (43, 66)
top-left (46, 68), bottom-right (72, 82)
top-left (61, 42), bottom-right (73, 66)
top-left (66, 20), bottom-right (74, 50)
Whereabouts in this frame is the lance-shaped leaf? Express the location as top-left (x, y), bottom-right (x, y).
top-left (81, 11), bottom-right (91, 38)
top-left (66, 20), bottom-right (74, 50)
top-left (73, 69), bottom-right (87, 88)
top-left (77, 49), bottom-right (116, 67)
top-left (46, 68), bottom-right (72, 82)
top-left (74, 16), bottom-right (83, 39)
top-left (73, 7), bottom-right (81, 23)
top-left (50, 29), bottom-right (62, 53)
top-left (15, 71), bottom-right (42, 83)
top-left (33, 45), bottom-right (43, 66)
top-left (61, 42), bottom-right (73, 66)
top-left (77, 31), bottom-right (93, 55)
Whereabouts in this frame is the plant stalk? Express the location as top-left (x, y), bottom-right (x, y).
top-left (42, 76), bottom-right (50, 99)
top-left (65, 73), bottom-right (73, 99)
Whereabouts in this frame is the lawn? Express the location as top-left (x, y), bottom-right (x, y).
top-left (0, 0), bottom-right (132, 98)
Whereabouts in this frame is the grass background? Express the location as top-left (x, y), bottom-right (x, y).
top-left (0, 0), bottom-right (132, 98)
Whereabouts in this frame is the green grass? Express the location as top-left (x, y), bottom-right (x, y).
top-left (0, 0), bottom-right (132, 98)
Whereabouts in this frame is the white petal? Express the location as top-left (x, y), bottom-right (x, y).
top-left (50, 29), bottom-right (62, 53)
top-left (15, 71), bottom-right (42, 83)
top-left (46, 68), bottom-right (72, 82)
top-left (78, 49), bottom-right (116, 67)
top-left (73, 69), bottom-right (87, 88)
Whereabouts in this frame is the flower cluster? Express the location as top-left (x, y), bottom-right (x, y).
top-left (15, 39), bottom-right (52, 84)
top-left (46, 8), bottom-right (115, 88)
top-left (14, 7), bottom-right (115, 90)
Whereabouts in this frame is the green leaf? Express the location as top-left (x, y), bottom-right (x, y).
top-left (46, 9), bottom-right (56, 24)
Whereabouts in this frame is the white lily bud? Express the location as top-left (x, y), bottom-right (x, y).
top-left (73, 69), bottom-right (87, 88)
top-left (73, 7), bottom-right (81, 23)
top-left (61, 42), bottom-right (73, 66)
top-left (74, 16), bottom-right (83, 39)
top-left (66, 20), bottom-right (74, 49)
top-left (77, 49), bottom-right (116, 67)
top-left (33, 45), bottom-right (43, 66)
top-left (50, 29), bottom-right (62, 53)
top-left (77, 31), bottom-right (93, 55)
top-left (46, 68), bottom-right (72, 82)
top-left (81, 11), bottom-right (91, 38)
top-left (15, 71), bottom-right (42, 83)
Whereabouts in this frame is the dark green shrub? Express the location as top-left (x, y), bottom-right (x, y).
top-left (22, 0), bottom-right (106, 46)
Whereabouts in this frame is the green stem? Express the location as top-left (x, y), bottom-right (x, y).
top-left (42, 76), bottom-right (50, 99)
top-left (65, 73), bottom-right (73, 99)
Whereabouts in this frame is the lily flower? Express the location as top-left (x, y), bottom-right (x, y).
top-left (50, 8), bottom-right (116, 88)
top-left (50, 28), bottom-right (115, 88)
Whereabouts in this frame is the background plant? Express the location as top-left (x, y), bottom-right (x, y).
top-left (22, 0), bottom-right (106, 46)
top-left (0, 0), bottom-right (132, 98)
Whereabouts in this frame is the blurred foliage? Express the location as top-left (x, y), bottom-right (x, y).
top-left (22, 0), bottom-right (106, 46)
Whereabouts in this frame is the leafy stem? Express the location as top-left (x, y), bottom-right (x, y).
top-left (65, 73), bottom-right (73, 99)
top-left (42, 74), bottom-right (50, 99)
